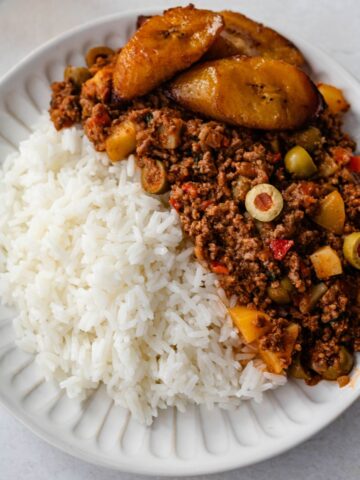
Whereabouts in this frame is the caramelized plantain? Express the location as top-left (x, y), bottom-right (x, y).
top-left (206, 11), bottom-right (305, 67)
top-left (169, 56), bottom-right (321, 130)
top-left (113, 5), bottom-right (224, 100)
top-left (136, 15), bottom-right (151, 29)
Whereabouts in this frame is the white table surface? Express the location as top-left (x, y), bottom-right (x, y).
top-left (1, 1), bottom-right (360, 479)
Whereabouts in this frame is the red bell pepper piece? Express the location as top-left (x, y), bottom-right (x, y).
top-left (210, 261), bottom-right (229, 275)
top-left (270, 239), bottom-right (294, 261)
top-left (348, 155), bottom-right (360, 173)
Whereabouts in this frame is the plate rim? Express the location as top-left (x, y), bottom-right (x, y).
top-left (0, 7), bottom-right (360, 476)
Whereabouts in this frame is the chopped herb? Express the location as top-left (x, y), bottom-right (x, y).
top-left (144, 112), bottom-right (153, 124)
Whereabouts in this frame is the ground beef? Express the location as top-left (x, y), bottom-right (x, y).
top-left (49, 81), bottom-right (81, 130)
top-left (83, 103), bottom-right (112, 151)
top-left (319, 282), bottom-right (349, 323)
top-left (49, 56), bottom-right (360, 384)
top-left (343, 182), bottom-right (360, 222)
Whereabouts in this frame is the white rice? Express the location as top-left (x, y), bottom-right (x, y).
top-left (0, 115), bottom-right (286, 424)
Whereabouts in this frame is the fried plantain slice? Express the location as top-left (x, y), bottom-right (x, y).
top-left (113, 5), bottom-right (224, 100)
top-left (168, 56), bottom-right (322, 130)
top-left (205, 11), bottom-right (305, 67)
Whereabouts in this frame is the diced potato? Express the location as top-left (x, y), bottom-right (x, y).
top-left (158, 119), bottom-right (183, 149)
top-left (284, 323), bottom-right (300, 352)
top-left (310, 246), bottom-right (343, 279)
top-left (259, 323), bottom-right (300, 374)
top-left (206, 10), bottom-right (305, 67)
top-left (105, 120), bottom-right (137, 162)
top-left (259, 349), bottom-right (284, 374)
top-left (228, 306), bottom-right (270, 343)
top-left (113, 5), bottom-right (224, 99)
top-left (160, 131), bottom-right (180, 150)
top-left (317, 83), bottom-right (350, 114)
top-left (169, 56), bottom-right (322, 130)
top-left (313, 190), bottom-right (345, 235)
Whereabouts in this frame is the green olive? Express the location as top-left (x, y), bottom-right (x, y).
top-left (299, 283), bottom-right (328, 313)
top-left (280, 276), bottom-right (294, 293)
top-left (311, 347), bottom-right (354, 380)
top-left (267, 285), bottom-right (291, 305)
top-left (343, 232), bottom-right (360, 269)
top-left (284, 146), bottom-right (318, 178)
top-left (291, 127), bottom-right (322, 152)
top-left (268, 277), bottom-right (295, 305)
top-left (85, 46), bottom-right (115, 67)
top-left (245, 183), bottom-right (283, 222)
top-left (64, 66), bottom-right (91, 88)
top-left (141, 160), bottom-right (168, 194)
top-left (289, 355), bottom-right (310, 381)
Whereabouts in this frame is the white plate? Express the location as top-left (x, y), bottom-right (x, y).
top-left (0, 7), bottom-right (360, 476)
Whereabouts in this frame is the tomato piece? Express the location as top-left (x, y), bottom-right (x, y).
top-left (93, 106), bottom-right (111, 126)
top-left (332, 146), bottom-right (352, 165)
top-left (210, 261), bottom-right (229, 275)
top-left (299, 181), bottom-right (318, 197)
top-left (270, 239), bottom-right (294, 260)
top-left (182, 182), bottom-right (198, 198)
top-left (169, 197), bottom-right (181, 212)
top-left (348, 155), bottom-right (360, 173)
